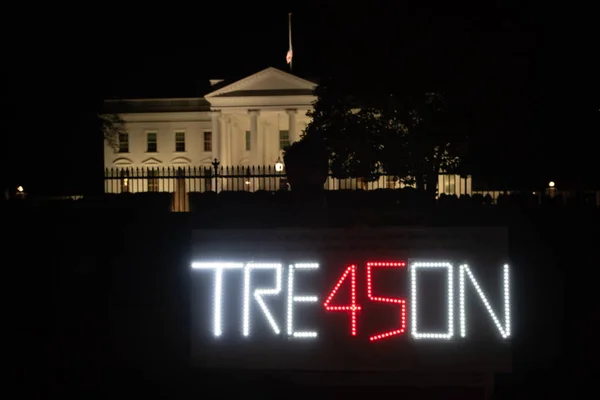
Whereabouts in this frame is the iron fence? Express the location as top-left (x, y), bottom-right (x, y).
top-left (104, 164), bottom-right (472, 196)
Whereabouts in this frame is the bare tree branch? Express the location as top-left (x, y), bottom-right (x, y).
top-left (100, 113), bottom-right (127, 151)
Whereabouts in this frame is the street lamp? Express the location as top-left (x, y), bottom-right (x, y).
top-left (15, 185), bottom-right (26, 200)
top-left (547, 180), bottom-right (557, 200)
top-left (275, 156), bottom-right (284, 172)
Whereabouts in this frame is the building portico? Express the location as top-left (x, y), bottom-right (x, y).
top-left (207, 108), bottom-right (311, 168)
top-left (204, 67), bottom-right (316, 168)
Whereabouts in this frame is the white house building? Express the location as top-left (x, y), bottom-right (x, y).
top-left (104, 66), bottom-right (471, 196)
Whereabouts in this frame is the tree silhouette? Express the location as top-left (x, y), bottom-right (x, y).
top-left (305, 77), bottom-right (383, 182)
top-left (100, 113), bottom-right (127, 151)
top-left (305, 78), bottom-right (468, 197)
top-left (385, 92), bottom-right (468, 196)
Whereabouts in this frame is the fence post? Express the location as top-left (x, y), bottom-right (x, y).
top-left (212, 158), bottom-right (220, 193)
top-left (104, 168), bottom-right (109, 193)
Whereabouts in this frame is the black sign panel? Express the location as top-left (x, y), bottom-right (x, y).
top-left (190, 227), bottom-right (511, 373)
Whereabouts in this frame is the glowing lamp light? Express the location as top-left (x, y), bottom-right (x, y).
top-left (548, 181), bottom-right (555, 188)
top-left (244, 180), bottom-right (251, 185)
top-left (17, 186), bottom-right (24, 192)
top-left (275, 157), bottom-right (284, 172)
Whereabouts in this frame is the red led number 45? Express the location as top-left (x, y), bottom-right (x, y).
top-left (323, 262), bottom-right (407, 341)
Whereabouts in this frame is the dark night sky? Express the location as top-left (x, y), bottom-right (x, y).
top-left (2, 5), bottom-right (599, 194)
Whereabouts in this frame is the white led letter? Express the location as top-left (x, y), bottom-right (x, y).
top-left (191, 262), bottom-right (244, 337)
top-left (243, 263), bottom-right (282, 336)
top-left (459, 264), bottom-right (510, 339)
top-left (410, 261), bottom-right (454, 340)
top-left (287, 263), bottom-right (319, 338)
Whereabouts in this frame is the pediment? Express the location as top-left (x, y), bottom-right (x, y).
top-left (205, 67), bottom-right (316, 99)
top-left (113, 157), bottom-right (133, 166)
top-left (171, 156), bottom-right (192, 165)
top-left (197, 156), bottom-right (213, 165)
top-left (141, 157), bottom-right (162, 165)
top-left (237, 156), bottom-right (250, 165)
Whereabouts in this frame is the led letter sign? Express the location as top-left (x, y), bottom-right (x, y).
top-left (366, 262), bottom-right (407, 341)
top-left (191, 261), bottom-right (511, 342)
top-left (192, 262), bottom-right (243, 337)
top-left (410, 262), bottom-right (454, 340)
top-left (287, 263), bottom-right (319, 338)
top-left (459, 263), bottom-right (510, 339)
top-left (243, 263), bottom-right (282, 336)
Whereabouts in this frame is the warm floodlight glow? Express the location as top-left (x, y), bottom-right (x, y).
top-left (548, 181), bottom-right (555, 188)
top-left (275, 157), bottom-right (284, 172)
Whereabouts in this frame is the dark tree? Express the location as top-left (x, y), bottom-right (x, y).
top-left (304, 77), bottom-right (384, 182)
top-left (386, 92), bottom-right (468, 197)
top-left (100, 113), bottom-right (127, 151)
top-left (305, 77), bottom-right (468, 197)
top-left (283, 133), bottom-right (329, 193)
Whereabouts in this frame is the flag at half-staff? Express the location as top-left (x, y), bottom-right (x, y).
top-left (286, 13), bottom-right (293, 70)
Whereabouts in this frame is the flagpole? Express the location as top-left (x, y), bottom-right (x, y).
top-left (288, 13), bottom-right (293, 72)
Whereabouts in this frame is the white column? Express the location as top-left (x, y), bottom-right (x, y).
top-left (286, 109), bottom-right (298, 144)
top-left (218, 116), bottom-right (232, 191)
top-left (262, 120), bottom-right (269, 166)
top-left (210, 110), bottom-right (221, 164)
top-left (227, 118), bottom-right (233, 166)
top-left (249, 110), bottom-right (260, 166)
top-left (220, 115), bottom-right (229, 167)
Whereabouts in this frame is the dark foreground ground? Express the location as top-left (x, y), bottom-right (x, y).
top-left (4, 199), bottom-right (596, 398)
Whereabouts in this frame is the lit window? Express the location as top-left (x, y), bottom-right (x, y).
top-left (444, 176), bottom-right (456, 195)
top-left (175, 132), bottom-right (186, 152)
top-left (204, 132), bottom-right (212, 152)
top-left (386, 175), bottom-right (396, 189)
top-left (147, 132), bottom-right (157, 152)
top-left (279, 130), bottom-right (289, 150)
top-left (118, 133), bottom-right (129, 153)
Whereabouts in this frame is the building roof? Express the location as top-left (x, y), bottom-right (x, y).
top-left (204, 67), bottom-right (317, 98)
top-left (103, 67), bottom-right (317, 114)
top-left (103, 97), bottom-right (210, 114)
